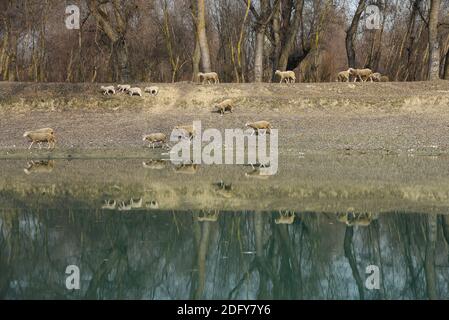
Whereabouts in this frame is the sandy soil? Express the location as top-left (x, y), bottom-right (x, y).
top-left (0, 81), bottom-right (449, 158)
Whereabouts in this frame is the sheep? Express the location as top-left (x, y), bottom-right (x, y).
top-left (348, 68), bottom-right (373, 82)
top-left (146, 200), bottom-right (159, 209)
top-left (214, 99), bottom-right (234, 115)
top-left (336, 212), bottom-right (378, 227)
top-left (117, 84), bottom-right (131, 93)
top-left (174, 124), bottom-right (196, 140)
top-left (244, 167), bottom-right (274, 179)
top-left (142, 160), bottom-right (167, 170)
top-left (23, 160), bottom-right (55, 175)
top-left (368, 72), bottom-right (382, 82)
top-left (130, 198), bottom-right (143, 209)
top-left (380, 75), bottom-right (390, 82)
top-left (23, 128), bottom-right (56, 150)
top-left (198, 72), bottom-right (220, 84)
top-left (144, 86), bottom-right (159, 96)
top-left (174, 163), bottom-right (198, 174)
top-left (197, 210), bottom-right (220, 222)
top-left (102, 200), bottom-right (117, 210)
top-left (118, 201), bottom-right (132, 211)
top-left (128, 87), bottom-right (142, 96)
top-left (245, 121), bottom-right (272, 136)
top-left (275, 70), bottom-right (296, 83)
top-left (337, 70), bottom-right (350, 82)
top-left (101, 85), bottom-right (116, 95)
top-left (275, 211), bottom-right (296, 225)
top-left (142, 133), bottom-right (168, 149)
top-left (213, 180), bottom-right (233, 198)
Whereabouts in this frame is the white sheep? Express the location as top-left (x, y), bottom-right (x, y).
top-left (117, 84), bottom-right (131, 93)
top-left (144, 86), bottom-right (159, 96)
top-left (174, 124), bottom-right (196, 140)
top-left (101, 85), bottom-right (116, 95)
top-left (118, 201), bottom-right (132, 211)
top-left (245, 121), bottom-right (272, 136)
top-left (142, 132), bottom-right (168, 149)
top-left (23, 128), bottom-right (56, 150)
top-left (102, 200), bottom-right (117, 210)
top-left (337, 70), bottom-right (350, 82)
top-left (348, 68), bottom-right (373, 82)
top-left (275, 70), bottom-right (296, 83)
top-left (130, 198), bottom-right (143, 209)
top-left (214, 99), bottom-right (234, 115)
top-left (368, 72), bottom-right (382, 82)
top-left (275, 211), bottom-right (296, 225)
top-left (128, 87), bottom-right (142, 96)
top-left (198, 72), bottom-right (220, 84)
top-left (197, 210), bottom-right (220, 222)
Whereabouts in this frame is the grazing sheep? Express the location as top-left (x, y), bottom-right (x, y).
top-left (336, 212), bottom-right (377, 227)
top-left (348, 68), bottom-right (373, 82)
top-left (118, 201), bottom-right (132, 211)
top-left (146, 200), bottom-right (159, 209)
top-left (23, 160), bottom-right (55, 175)
top-left (101, 85), bottom-right (116, 95)
top-left (245, 121), bottom-right (272, 136)
top-left (102, 200), bottom-right (117, 210)
top-left (198, 72), bottom-right (220, 84)
top-left (337, 70), bottom-right (350, 82)
top-left (23, 128), bottom-right (56, 150)
top-left (275, 70), bottom-right (296, 83)
top-left (214, 99), bottom-right (234, 115)
top-left (144, 86), bottom-right (159, 96)
top-left (380, 75), bottom-right (390, 82)
top-left (174, 163), bottom-right (198, 174)
top-left (368, 72), bottom-right (382, 82)
top-left (142, 160), bottom-right (167, 170)
top-left (275, 211), bottom-right (296, 225)
top-left (174, 124), bottom-right (196, 140)
top-left (130, 198), bottom-right (143, 209)
top-left (197, 210), bottom-right (220, 222)
top-left (117, 84), bottom-right (131, 93)
top-left (213, 180), bottom-right (233, 198)
top-left (128, 87), bottom-right (142, 96)
top-left (142, 133), bottom-right (168, 149)
top-left (244, 167), bottom-right (274, 179)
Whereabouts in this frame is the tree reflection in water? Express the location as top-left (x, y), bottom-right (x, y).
top-left (1, 208), bottom-right (449, 300)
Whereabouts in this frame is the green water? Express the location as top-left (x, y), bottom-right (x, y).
top-left (1, 157), bottom-right (449, 299)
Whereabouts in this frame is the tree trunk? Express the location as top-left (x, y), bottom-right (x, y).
top-left (254, 27), bottom-right (266, 82)
top-left (115, 38), bottom-right (129, 82)
top-left (428, 0), bottom-right (441, 80)
top-left (197, 0), bottom-right (211, 73)
top-left (254, 0), bottom-right (270, 82)
top-left (424, 214), bottom-right (438, 299)
top-left (277, 0), bottom-right (304, 71)
top-left (190, 0), bottom-right (201, 82)
top-left (346, 0), bottom-right (367, 68)
top-left (444, 47), bottom-right (449, 80)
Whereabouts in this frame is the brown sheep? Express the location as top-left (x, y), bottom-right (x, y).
top-left (23, 128), bottom-right (56, 150)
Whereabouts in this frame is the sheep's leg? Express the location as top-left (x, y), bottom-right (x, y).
top-left (38, 142), bottom-right (42, 149)
top-left (28, 141), bottom-right (34, 150)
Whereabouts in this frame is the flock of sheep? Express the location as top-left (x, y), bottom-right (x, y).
top-left (100, 84), bottom-right (160, 96)
top-left (22, 67), bottom-right (387, 150)
top-left (337, 68), bottom-right (389, 83)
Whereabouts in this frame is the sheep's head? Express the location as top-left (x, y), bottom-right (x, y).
top-left (275, 70), bottom-right (281, 75)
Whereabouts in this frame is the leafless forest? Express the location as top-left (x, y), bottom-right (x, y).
top-left (0, 0), bottom-right (448, 83)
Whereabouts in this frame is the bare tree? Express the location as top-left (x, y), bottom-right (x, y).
top-left (197, 0), bottom-right (211, 72)
top-left (346, 0), bottom-right (367, 68)
top-left (428, 0), bottom-right (441, 80)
